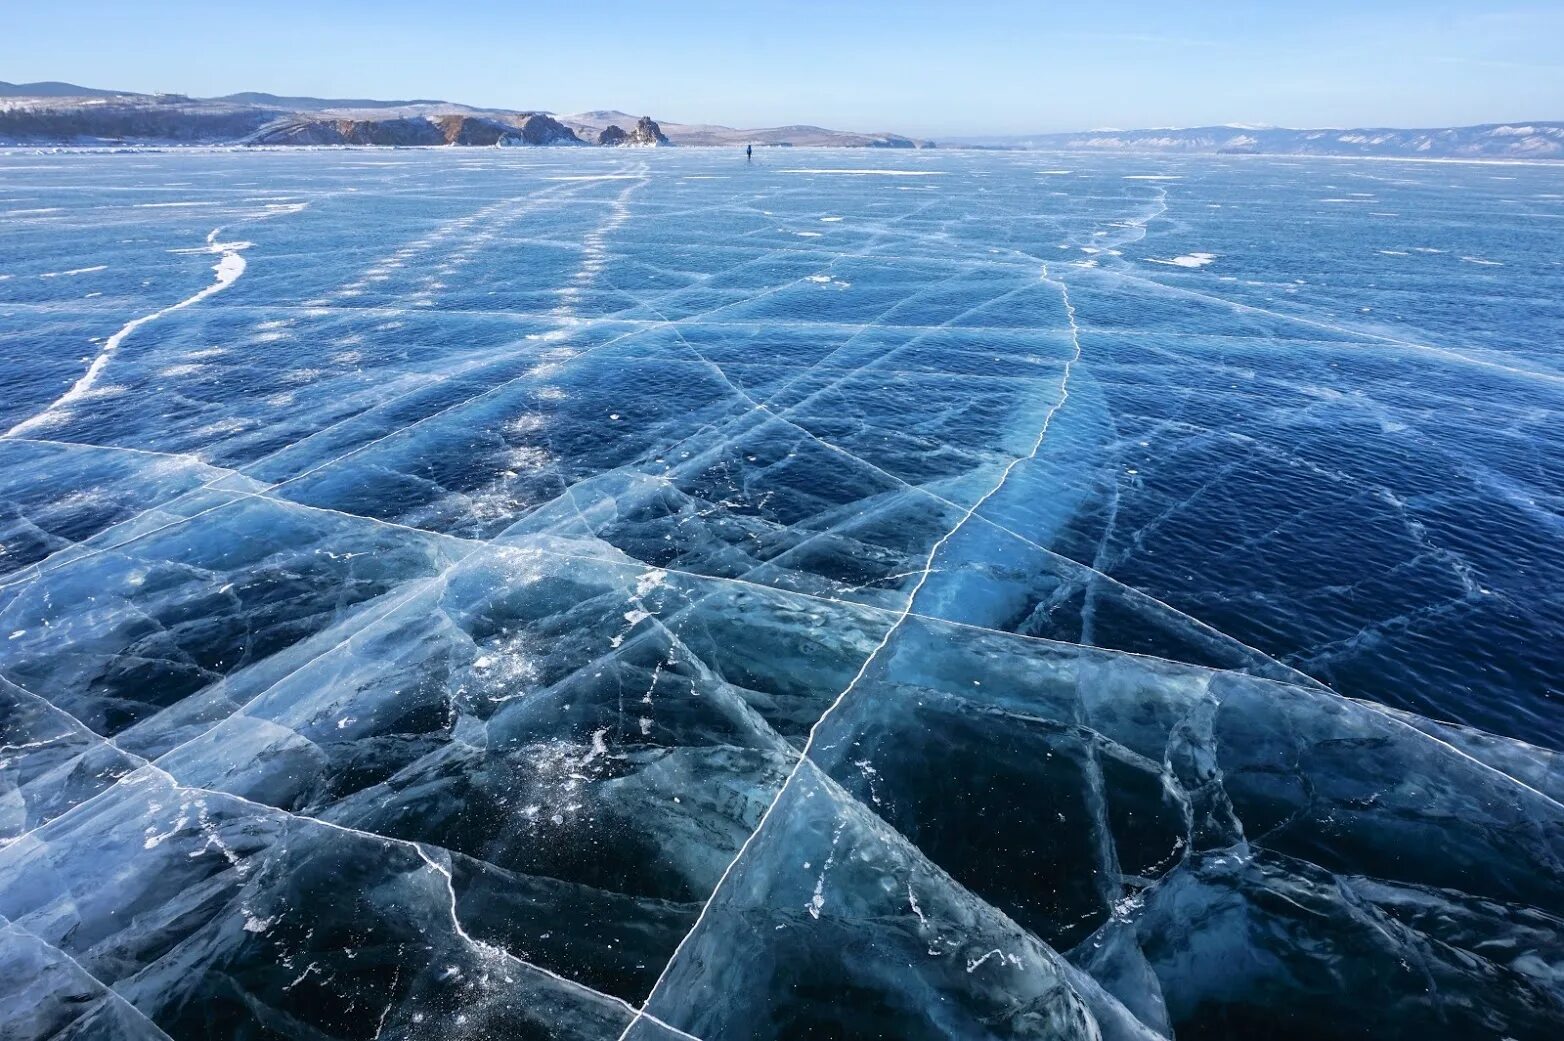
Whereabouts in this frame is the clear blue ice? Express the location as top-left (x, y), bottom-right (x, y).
top-left (1, 148), bottom-right (1562, 1040)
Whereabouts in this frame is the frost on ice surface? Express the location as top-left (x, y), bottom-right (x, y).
top-left (1, 149), bottom-right (1562, 1040)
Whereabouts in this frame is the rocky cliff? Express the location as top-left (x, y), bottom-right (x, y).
top-left (508, 113), bottom-right (581, 145)
top-left (436, 115), bottom-right (522, 146)
top-left (247, 113), bottom-right (582, 147)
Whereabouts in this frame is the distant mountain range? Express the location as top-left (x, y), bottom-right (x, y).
top-left (946, 123), bottom-right (1564, 159)
top-left (0, 80), bottom-right (136, 99)
top-left (1, 82), bottom-right (1558, 158)
top-left (0, 82), bottom-right (928, 149)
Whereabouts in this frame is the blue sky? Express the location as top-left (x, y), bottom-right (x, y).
top-left (4, 1), bottom-right (1560, 135)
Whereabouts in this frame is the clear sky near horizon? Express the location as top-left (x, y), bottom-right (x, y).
top-left (3, 1), bottom-right (1560, 136)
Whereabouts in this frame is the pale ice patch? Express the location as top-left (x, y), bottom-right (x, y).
top-left (1148, 252), bottom-right (1219, 268)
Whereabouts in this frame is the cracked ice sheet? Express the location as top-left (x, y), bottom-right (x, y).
top-left (1032, 311), bottom-right (1564, 744)
top-left (0, 676), bottom-right (140, 844)
top-left (460, 360), bottom-right (1084, 612)
top-left (0, 439), bottom-right (256, 579)
top-left (264, 319), bottom-right (1082, 586)
top-left (0, 916), bottom-right (172, 1041)
top-left (7, 308), bottom-right (588, 471)
top-left (271, 353), bottom-right (761, 540)
top-left (0, 493), bottom-right (468, 745)
top-left (3, 149), bottom-right (1563, 1040)
top-left (634, 761), bottom-right (1159, 1041)
top-left (637, 614), bottom-right (1564, 1040)
top-left (495, 417), bottom-right (960, 611)
top-left (148, 541), bottom-right (897, 999)
top-left (0, 771), bottom-right (637, 1040)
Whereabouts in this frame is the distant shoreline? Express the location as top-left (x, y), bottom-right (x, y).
top-left (3, 143), bottom-right (1561, 166)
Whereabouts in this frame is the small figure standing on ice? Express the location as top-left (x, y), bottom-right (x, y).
top-left (746, 144), bottom-right (752, 161)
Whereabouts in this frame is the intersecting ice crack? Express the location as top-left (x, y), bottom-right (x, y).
top-left (7, 172), bottom-right (1047, 1033)
top-left (0, 170), bottom-right (1421, 866)
top-left (0, 168), bottom-right (965, 594)
top-left (615, 262), bottom-right (1088, 1037)
top-left (1, 251), bottom-right (1348, 867)
top-left (1, 673), bottom-right (708, 1040)
top-left (634, 314), bottom-right (1316, 688)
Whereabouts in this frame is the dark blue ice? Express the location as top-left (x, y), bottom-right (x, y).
top-left (1, 148), bottom-right (1562, 1040)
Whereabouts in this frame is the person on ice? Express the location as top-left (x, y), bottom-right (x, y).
top-left (746, 144), bottom-right (752, 160)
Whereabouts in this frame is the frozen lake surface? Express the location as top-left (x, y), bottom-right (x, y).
top-left (1, 148), bottom-right (1562, 1040)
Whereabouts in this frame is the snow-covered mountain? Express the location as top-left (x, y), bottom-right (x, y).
top-left (946, 123), bottom-right (1564, 159)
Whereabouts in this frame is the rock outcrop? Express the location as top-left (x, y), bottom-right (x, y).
top-left (436, 115), bottom-right (525, 146)
top-left (598, 116), bottom-right (670, 147)
top-left (632, 116), bottom-right (671, 145)
top-left (507, 113), bottom-right (581, 145)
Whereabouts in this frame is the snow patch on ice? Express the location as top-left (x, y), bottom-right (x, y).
top-left (1148, 252), bottom-right (1219, 268)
